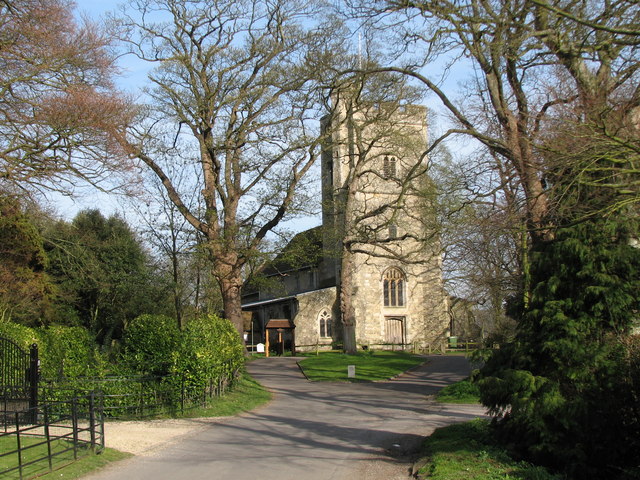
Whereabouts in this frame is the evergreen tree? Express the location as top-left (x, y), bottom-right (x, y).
top-left (45, 210), bottom-right (172, 345)
top-left (477, 117), bottom-right (640, 477)
top-left (0, 194), bottom-right (56, 324)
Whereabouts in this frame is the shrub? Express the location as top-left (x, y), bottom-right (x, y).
top-left (174, 314), bottom-right (244, 387)
top-left (122, 314), bottom-right (181, 376)
top-left (477, 219), bottom-right (640, 479)
top-left (0, 320), bottom-right (40, 350)
top-left (436, 378), bottom-right (481, 404)
top-left (39, 325), bottom-right (106, 379)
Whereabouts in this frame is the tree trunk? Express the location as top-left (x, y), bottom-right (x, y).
top-left (219, 274), bottom-right (245, 341)
top-left (339, 248), bottom-right (358, 354)
top-left (342, 323), bottom-right (357, 354)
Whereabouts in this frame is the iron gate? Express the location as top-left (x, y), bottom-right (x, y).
top-left (1, 337), bottom-right (39, 425)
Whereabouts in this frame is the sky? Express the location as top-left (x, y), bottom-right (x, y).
top-left (53, 0), bottom-right (148, 222)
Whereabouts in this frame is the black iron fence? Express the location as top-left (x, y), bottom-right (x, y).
top-left (1, 339), bottom-right (39, 426)
top-left (39, 361), bottom-right (240, 419)
top-left (0, 393), bottom-right (103, 480)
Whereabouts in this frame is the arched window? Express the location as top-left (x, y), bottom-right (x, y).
top-left (383, 156), bottom-right (396, 179)
top-left (318, 309), bottom-right (333, 338)
top-left (383, 267), bottom-right (405, 307)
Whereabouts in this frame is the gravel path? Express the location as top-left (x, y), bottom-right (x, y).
top-left (103, 417), bottom-right (227, 455)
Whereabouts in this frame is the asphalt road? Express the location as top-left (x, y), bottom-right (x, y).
top-left (85, 355), bottom-right (487, 480)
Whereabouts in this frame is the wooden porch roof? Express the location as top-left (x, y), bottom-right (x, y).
top-left (265, 319), bottom-right (295, 329)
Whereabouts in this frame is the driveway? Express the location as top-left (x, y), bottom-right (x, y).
top-left (85, 355), bottom-right (487, 480)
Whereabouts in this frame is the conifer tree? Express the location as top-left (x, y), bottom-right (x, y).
top-left (477, 124), bottom-right (640, 477)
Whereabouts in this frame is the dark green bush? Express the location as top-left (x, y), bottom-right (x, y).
top-left (477, 219), bottom-right (640, 479)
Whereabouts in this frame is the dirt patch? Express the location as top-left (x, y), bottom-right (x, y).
top-left (102, 417), bottom-right (224, 455)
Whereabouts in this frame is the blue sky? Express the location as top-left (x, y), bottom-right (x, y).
top-left (54, 1), bottom-right (142, 221)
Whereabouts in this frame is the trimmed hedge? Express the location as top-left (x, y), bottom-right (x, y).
top-left (39, 325), bottom-right (106, 379)
top-left (0, 321), bottom-right (39, 350)
top-left (174, 314), bottom-right (245, 387)
top-left (0, 314), bottom-right (245, 417)
top-left (122, 314), bottom-right (180, 376)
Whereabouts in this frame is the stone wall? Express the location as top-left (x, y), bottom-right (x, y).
top-left (293, 287), bottom-right (339, 352)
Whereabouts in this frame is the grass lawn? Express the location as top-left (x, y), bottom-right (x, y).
top-left (416, 419), bottom-right (562, 480)
top-left (0, 435), bottom-right (131, 480)
top-left (435, 378), bottom-right (481, 404)
top-left (297, 350), bottom-right (425, 381)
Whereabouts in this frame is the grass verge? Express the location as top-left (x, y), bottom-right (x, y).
top-left (416, 419), bottom-right (562, 480)
top-left (297, 350), bottom-right (425, 381)
top-left (0, 435), bottom-right (131, 480)
top-left (175, 371), bottom-right (272, 418)
top-left (435, 378), bottom-right (481, 404)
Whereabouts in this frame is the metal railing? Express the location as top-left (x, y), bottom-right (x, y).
top-left (0, 393), bottom-right (103, 480)
top-left (39, 361), bottom-right (240, 420)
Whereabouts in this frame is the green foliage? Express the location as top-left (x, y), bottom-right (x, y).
top-left (122, 314), bottom-right (180, 376)
top-left (0, 195), bottom-right (56, 325)
top-left (44, 209), bottom-right (173, 344)
top-left (435, 378), bottom-right (481, 404)
top-left (0, 320), bottom-right (39, 349)
top-left (38, 325), bottom-right (105, 379)
top-left (1, 308), bottom-right (246, 420)
top-left (417, 419), bottom-right (561, 480)
top-left (174, 314), bottom-right (244, 387)
top-left (477, 218), bottom-right (640, 478)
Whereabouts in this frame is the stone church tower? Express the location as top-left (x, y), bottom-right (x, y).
top-left (241, 97), bottom-right (449, 352)
top-left (318, 97), bottom-right (449, 349)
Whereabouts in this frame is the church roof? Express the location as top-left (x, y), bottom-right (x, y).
top-left (261, 226), bottom-right (324, 276)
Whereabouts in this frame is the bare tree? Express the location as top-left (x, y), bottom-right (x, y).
top-left (108, 0), bottom-right (345, 337)
top-left (129, 154), bottom-right (202, 329)
top-left (344, 0), bottom-right (639, 310)
top-left (0, 0), bottom-right (131, 196)
top-left (352, 0), bottom-right (639, 239)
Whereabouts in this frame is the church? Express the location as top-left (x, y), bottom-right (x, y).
top-left (241, 97), bottom-right (449, 353)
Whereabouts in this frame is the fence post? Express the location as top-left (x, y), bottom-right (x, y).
top-left (71, 398), bottom-right (79, 460)
top-left (3, 396), bottom-right (7, 432)
top-left (99, 392), bottom-right (105, 450)
top-left (44, 404), bottom-right (53, 471)
top-left (89, 392), bottom-right (96, 451)
top-left (29, 343), bottom-right (39, 423)
top-left (15, 412), bottom-right (23, 480)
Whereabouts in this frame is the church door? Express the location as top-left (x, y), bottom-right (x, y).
top-left (384, 316), bottom-right (405, 345)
